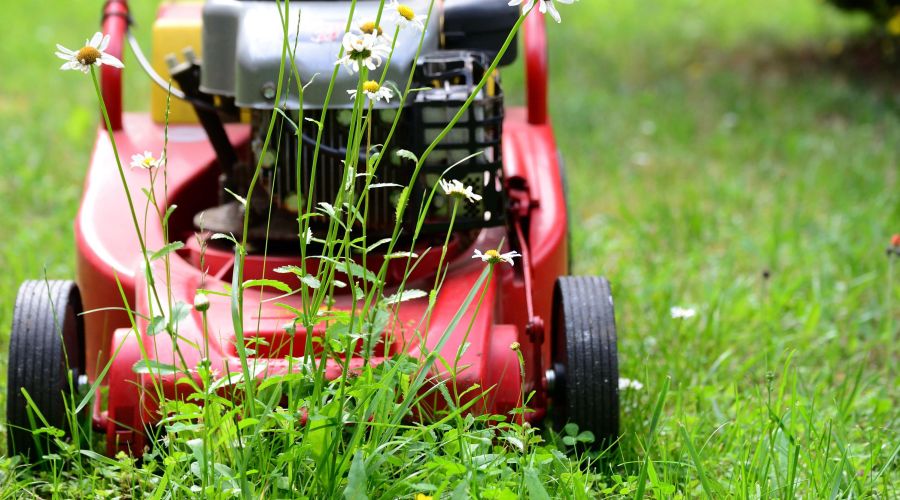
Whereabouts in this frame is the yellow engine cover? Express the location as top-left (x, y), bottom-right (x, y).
top-left (151, 2), bottom-right (204, 124)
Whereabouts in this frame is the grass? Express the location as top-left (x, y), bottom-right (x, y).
top-left (1, 0), bottom-right (898, 497)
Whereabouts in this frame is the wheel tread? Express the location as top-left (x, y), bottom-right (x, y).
top-left (7, 280), bottom-right (83, 459)
top-left (552, 275), bottom-right (620, 446)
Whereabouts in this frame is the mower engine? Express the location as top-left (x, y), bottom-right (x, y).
top-left (182, 0), bottom-right (516, 247)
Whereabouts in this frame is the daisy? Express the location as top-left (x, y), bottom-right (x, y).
top-left (508, 0), bottom-right (577, 24)
top-left (390, 1), bottom-right (426, 32)
top-left (359, 21), bottom-right (384, 37)
top-left (439, 178), bottom-right (482, 204)
top-left (473, 249), bottom-right (521, 266)
top-left (618, 377), bottom-right (644, 391)
top-left (348, 80), bottom-right (394, 103)
top-left (335, 32), bottom-right (390, 74)
top-left (130, 151), bottom-right (163, 170)
top-left (56, 32), bottom-right (124, 73)
top-left (670, 306), bottom-right (696, 319)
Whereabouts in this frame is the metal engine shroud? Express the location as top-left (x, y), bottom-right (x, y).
top-left (196, 0), bottom-right (507, 243)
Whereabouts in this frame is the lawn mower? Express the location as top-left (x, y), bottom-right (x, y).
top-left (6, 0), bottom-right (620, 458)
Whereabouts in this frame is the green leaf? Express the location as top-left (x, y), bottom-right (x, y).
top-left (210, 232), bottom-right (238, 245)
top-left (321, 257), bottom-right (380, 284)
top-left (679, 424), bottom-right (722, 497)
top-left (273, 265), bottom-right (303, 275)
top-left (238, 418), bottom-right (260, 430)
top-left (395, 149), bottom-right (419, 164)
top-left (243, 279), bottom-right (293, 294)
top-left (384, 289), bottom-right (427, 305)
top-left (209, 363), bottom-right (268, 392)
top-left (395, 187), bottom-right (410, 222)
top-left (344, 451), bottom-right (369, 500)
top-left (223, 187), bottom-right (247, 207)
top-left (147, 315), bottom-right (167, 336)
top-left (524, 467), bottom-right (551, 500)
top-left (367, 182), bottom-right (402, 190)
top-left (318, 202), bottom-right (339, 219)
top-left (171, 301), bottom-right (190, 325)
top-left (162, 204), bottom-right (177, 227)
top-left (300, 274), bottom-right (321, 289)
top-left (132, 359), bottom-right (179, 375)
top-left (149, 241), bottom-right (184, 261)
top-left (576, 430), bottom-right (595, 443)
top-left (634, 377), bottom-right (671, 500)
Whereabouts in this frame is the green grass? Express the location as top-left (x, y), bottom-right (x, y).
top-left (1, 0), bottom-right (898, 497)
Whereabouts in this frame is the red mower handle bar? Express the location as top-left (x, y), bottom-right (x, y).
top-left (101, 0), bottom-right (129, 131)
top-left (524, 11), bottom-right (548, 125)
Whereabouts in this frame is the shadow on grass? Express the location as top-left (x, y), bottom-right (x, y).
top-left (729, 29), bottom-right (900, 98)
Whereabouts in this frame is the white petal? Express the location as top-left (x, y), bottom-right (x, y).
top-left (56, 44), bottom-right (75, 56)
top-left (89, 32), bottom-right (103, 48)
top-left (100, 53), bottom-right (124, 68)
top-left (548, 4), bottom-right (561, 23)
top-left (99, 33), bottom-right (111, 52)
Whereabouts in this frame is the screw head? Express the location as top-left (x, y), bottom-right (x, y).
top-left (261, 82), bottom-right (277, 100)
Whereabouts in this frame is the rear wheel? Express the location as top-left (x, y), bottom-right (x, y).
top-left (551, 276), bottom-right (620, 447)
top-left (6, 280), bottom-right (86, 459)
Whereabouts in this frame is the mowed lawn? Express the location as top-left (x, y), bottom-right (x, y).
top-left (1, 0), bottom-right (898, 497)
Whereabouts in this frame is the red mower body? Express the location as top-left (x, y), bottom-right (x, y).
top-left (75, 4), bottom-right (567, 455)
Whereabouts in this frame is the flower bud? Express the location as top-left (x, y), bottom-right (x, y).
top-left (193, 293), bottom-right (210, 312)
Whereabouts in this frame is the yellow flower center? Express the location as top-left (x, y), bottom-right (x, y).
top-left (142, 157), bottom-right (157, 168)
top-left (76, 46), bottom-right (101, 65)
top-left (485, 250), bottom-right (501, 260)
top-left (398, 5), bottom-right (415, 21)
top-left (360, 21), bottom-right (383, 36)
top-left (363, 81), bottom-right (380, 93)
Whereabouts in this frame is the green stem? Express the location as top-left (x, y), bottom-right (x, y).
top-left (90, 68), bottom-right (164, 314)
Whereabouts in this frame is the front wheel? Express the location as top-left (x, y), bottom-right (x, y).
top-left (6, 280), bottom-right (86, 459)
top-left (550, 276), bottom-right (620, 447)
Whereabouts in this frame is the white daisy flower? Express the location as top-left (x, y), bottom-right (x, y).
top-left (390, 1), bottom-right (426, 32)
top-left (55, 32), bottom-right (124, 73)
top-left (670, 306), bottom-right (696, 319)
top-left (473, 249), bottom-right (521, 266)
top-left (358, 21), bottom-right (385, 38)
top-left (129, 151), bottom-right (162, 170)
top-left (439, 179), bottom-right (482, 204)
top-left (618, 377), bottom-right (644, 391)
top-left (348, 80), bottom-right (394, 103)
top-left (335, 32), bottom-right (390, 74)
top-left (508, 0), bottom-right (577, 24)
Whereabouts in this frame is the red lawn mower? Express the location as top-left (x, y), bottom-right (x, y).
top-left (7, 0), bottom-right (620, 458)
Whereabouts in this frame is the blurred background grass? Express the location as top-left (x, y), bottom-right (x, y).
top-left (1, 0), bottom-right (897, 494)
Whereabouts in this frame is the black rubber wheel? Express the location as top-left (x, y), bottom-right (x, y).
top-left (551, 276), bottom-right (620, 447)
top-left (6, 280), bottom-right (86, 459)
